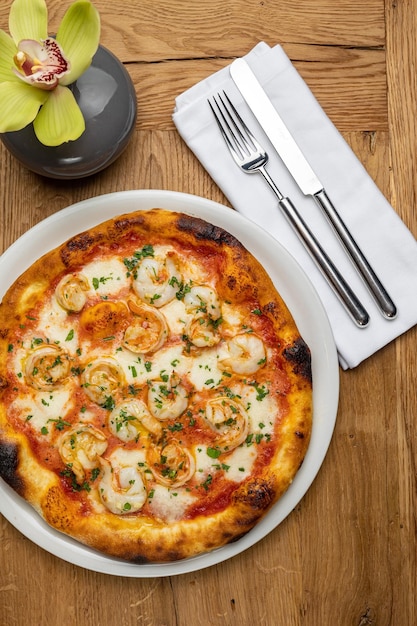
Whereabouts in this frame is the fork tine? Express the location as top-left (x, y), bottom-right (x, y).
top-left (220, 91), bottom-right (260, 151)
top-left (208, 95), bottom-right (245, 163)
top-left (207, 98), bottom-right (236, 156)
top-left (215, 92), bottom-right (253, 158)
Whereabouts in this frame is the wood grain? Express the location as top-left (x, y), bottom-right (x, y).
top-left (1, 0), bottom-right (416, 624)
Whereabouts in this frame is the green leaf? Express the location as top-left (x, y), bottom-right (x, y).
top-left (0, 80), bottom-right (47, 132)
top-left (0, 30), bottom-right (18, 82)
top-left (57, 0), bottom-right (101, 85)
top-left (207, 447), bottom-right (221, 459)
top-left (33, 84), bottom-right (85, 146)
top-left (9, 0), bottom-right (48, 44)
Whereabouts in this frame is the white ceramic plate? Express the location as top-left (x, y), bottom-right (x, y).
top-left (0, 190), bottom-right (339, 577)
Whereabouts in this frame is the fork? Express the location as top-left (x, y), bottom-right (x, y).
top-left (208, 91), bottom-right (370, 327)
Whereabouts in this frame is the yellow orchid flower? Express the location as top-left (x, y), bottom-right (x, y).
top-left (0, 0), bottom-right (100, 146)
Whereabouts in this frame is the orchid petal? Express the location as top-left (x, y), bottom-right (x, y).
top-left (0, 80), bottom-right (48, 132)
top-left (0, 30), bottom-right (18, 82)
top-left (33, 84), bottom-right (85, 146)
top-left (13, 38), bottom-right (70, 90)
top-left (9, 0), bottom-right (48, 45)
top-left (57, 0), bottom-right (100, 85)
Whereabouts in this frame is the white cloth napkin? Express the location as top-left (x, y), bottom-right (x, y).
top-left (173, 41), bottom-right (417, 369)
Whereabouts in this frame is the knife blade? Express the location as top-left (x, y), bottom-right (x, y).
top-left (230, 57), bottom-right (397, 320)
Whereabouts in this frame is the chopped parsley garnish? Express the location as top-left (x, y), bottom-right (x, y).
top-left (92, 275), bottom-right (113, 290)
top-left (60, 467), bottom-right (92, 493)
top-left (113, 409), bottom-right (137, 432)
top-left (47, 417), bottom-right (71, 431)
top-left (123, 245), bottom-right (155, 276)
top-left (250, 381), bottom-right (269, 401)
top-left (207, 447), bottom-right (221, 459)
top-left (65, 329), bottom-right (74, 341)
top-left (101, 395), bottom-right (116, 411)
top-left (220, 386), bottom-right (241, 400)
top-left (160, 370), bottom-right (169, 382)
top-left (201, 474), bottom-right (213, 491)
top-left (170, 277), bottom-right (192, 300)
top-left (168, 422), bottom-right (183, 432)
top-left (91, 468), bottom-right (101, 481)
top-left (150, 293), bottom-right (161, 305)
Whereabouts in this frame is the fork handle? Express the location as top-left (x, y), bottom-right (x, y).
top-left (278, 196), bottom-right (370, 327)
top-left (314, 189), bottom-right (397, 319)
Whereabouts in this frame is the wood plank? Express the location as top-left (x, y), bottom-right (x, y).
top-left (0, 3), bottom-right (387, 136)
top-left (28, 0), bottom-right (385, 60)
top-left (293, 130), bottom-right (397, 625)
top-left (385, 0), bottom-right (417, 234)
top-left (0, 0), bottom-right (386, 61)
top-left (385, 2), bottom-right (417, 625)
top-left (124, 48), bottom-right (387, 134)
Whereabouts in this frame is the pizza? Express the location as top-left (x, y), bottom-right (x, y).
top-left (0, 208), bottom-right (312, 563)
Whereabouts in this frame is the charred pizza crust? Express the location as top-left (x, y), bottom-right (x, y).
top-left (0, 209), bottom-right (312, 562)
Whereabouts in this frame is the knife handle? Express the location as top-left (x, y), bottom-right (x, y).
top-left (278, 197), bottom-right (370, 327)
top-left (313, 189), bottom-right (397, 319)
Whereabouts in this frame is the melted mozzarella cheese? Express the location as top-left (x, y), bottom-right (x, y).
top-left (194, 438), bottom-right (260, 484)
top-left (110, 349), bottom-right (151, 384)
top-left (16, 298), bottom-right (79, 358)
top-left (160, 298), bottom-right (189, 335)
top-left (113, 345), bottom-right (189, 386)
top-left (77, 409), bottom-right (99, 424)
top-left (99, 455), bottom-right (147, 515)
top-left (81, 258), bottom-right (130, 297)
top-left (11, 388), bottom-right (73, 434)
top-left (220, 302), bottom-right (245, 336)
top-left (144, 345), bottom-right (189, 381)
top-left (148, 484), bottom-right (196, 523)
top-left (188, 348), bottom-right (223, 391)
top-left (37, 297), bottom-right (79, 348)
top-left (236, 384), bottom-right (276, 436)
top-left (222, 445), bottom-right (257, 482)
top-left (108, 446), bottom-right (147, 468)
top-left (182, 255), bottom-right (210, 285)
top-left (194, 445), bottom-right (214, 478)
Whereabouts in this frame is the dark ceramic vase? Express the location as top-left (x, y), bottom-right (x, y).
top-left (1, 45), bottom-right (137, 179)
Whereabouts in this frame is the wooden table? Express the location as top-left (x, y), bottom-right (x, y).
top-left (1, 1), bottom-right (416, 624)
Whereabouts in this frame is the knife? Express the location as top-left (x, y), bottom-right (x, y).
top-left (230, 58), bottom-right (397, 320)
